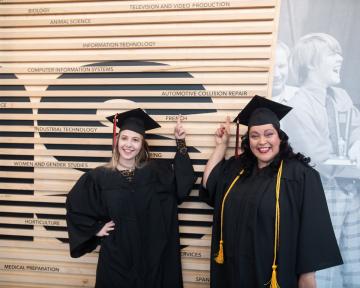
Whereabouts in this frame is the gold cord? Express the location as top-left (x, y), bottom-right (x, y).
top-left (214, 169), bottom-right (244, 264)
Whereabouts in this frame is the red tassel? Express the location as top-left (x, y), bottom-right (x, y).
top-left (112, 113), bottom-right (118, 150)
top-left (235, 121), bottom-right (240, 158)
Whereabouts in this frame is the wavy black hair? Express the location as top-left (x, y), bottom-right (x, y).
top-left (238, 126), bottom-right (311, 176)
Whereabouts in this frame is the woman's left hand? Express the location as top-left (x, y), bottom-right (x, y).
top-left (96, 220), bottom-right (115, 237)
top-left (174, 116), bottom-right (186, 139)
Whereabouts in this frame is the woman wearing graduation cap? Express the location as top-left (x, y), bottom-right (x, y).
top-left (200, 96), bottom-right (342, 288)
top-left (66, 108), bottom-right (196, 288)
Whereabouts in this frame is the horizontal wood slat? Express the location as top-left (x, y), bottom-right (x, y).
top-left (0, 126), bottom-right (245, 137)
top-left (0, 47), bottom-right (271, 62)
top-left (0, 87), bottom-right (267, 96)
top-left (0, 22), bottom-right (274, 40)
top-left (0, 61), bottom-right (270, 74)
top-left (0, 114), bottom-right (249, 125)
top-left (0, 0), bottom-right (276, 15)
top-left (0, 137), bottom-right (243, 149)
top-left (0, 100), bottom-right (251, 108)
top-left (1, 9), bottom-right (275, 27)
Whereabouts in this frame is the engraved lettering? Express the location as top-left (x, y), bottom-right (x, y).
top-left (165, 115), bottom-right (187, 121)
top-left (82, 41), bottom-right (156, 49)
top-left (181, 251), bottom-right (202, 258)
top-left (24, 219), bottom-right (61, 226)
top-left (28, 8), bottom-right (50, 14)
top-left (160, 3), bottom-right (172, 9)
top-left (173, 3), bottom-right (191, 9)
top-left (13, 161), bottom-right (88, 169)
top-left (129, 1), bottom-right (230, 10)
top-left (50, 18), bottom-right (91, 25)
top-left (2, 263), bottom-right (60, 272)
top-left (162, 91), bottom-right (197, 97)
top-left (197, 90), bottom-right (228, 96)
top-left (4, 264), bottom-right (25, 270)
top-left (66, 162), bottom-right (89, 169)
top-left (195, 276), bottom-right (210, 283)
top-left (69, 18), bottom-right (91, 24)
top-left (50, 19), bottom-right (68, 25)
top-left (149, 152), bottom-right (162, 158)
top-left (34, 126), bottom-right (98, 133)
top-left (26, 265), bottom-right (60, 272)
top-left (228, 90), bottom-right (248, 96)
top-left (27, 66), bottom-right (114, 73)
top-left (129, 4), bottom-right (160, 10)
top-left (191, 1), bottom-right (231, 8)
top-left (161, 90), bottom-right (248, 97)
top-left (34, 126), bottom-right (62, 132)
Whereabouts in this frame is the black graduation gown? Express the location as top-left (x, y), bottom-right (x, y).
top-left (66, 151), bottom-right (195, 288)
top-left (200, 157), bottom-right (343, 288)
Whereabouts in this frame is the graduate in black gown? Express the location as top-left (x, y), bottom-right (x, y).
top-left (66, 108), bottom-right (195, 288)
top-left (200, 96), bottom-right (343, 288)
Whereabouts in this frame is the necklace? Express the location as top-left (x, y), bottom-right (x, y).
top-left (117, 167), bottom-right (135, 182)
top-left (116, 162), bottom-right (135, 171)
top-left (116, 161), bottom-right (135, 183)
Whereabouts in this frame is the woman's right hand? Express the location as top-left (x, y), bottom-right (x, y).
top-left (174, 115), bottom-right (186, 140)
top-left (215, 116), bottom-right (231, 146)
top-left (96, 220), bottom-right (115, 237)
top-left (202, 116), bottom-right (231, 188)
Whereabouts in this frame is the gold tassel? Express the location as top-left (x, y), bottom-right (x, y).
top-left (214, 170), bottom-right (243, 265)
top-left (214, 240), bottom-right (224, 264)
top-left (266, 160), bottom-right (283, 288)
top-left (269, 265), bottom-right (280, 288)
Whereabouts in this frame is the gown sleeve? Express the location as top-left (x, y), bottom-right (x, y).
top-left (154, 139), bottom-right (196, 204)
top-left (173, 141), bottom-right (196, 203)
top-left (296, 167), bottom-right (343, 274)
top-left (199, 158), bottom-right (228, 207)
top-left (66, 169), bottom-right (107, 258)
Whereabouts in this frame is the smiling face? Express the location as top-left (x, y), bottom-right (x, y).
top-left (291, 33), bottom-right (343, 87)
top-left (312, 46), bottom-right (343, 87)
top-left (249, 124), bottom-right (281, 168)
top-left (117, 129), bottom-right (143, 162)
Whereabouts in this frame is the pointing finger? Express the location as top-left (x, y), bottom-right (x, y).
top-left (225, 116), bottom-right (231, 126)
top-left (177, 115), bottom-right (182, 125)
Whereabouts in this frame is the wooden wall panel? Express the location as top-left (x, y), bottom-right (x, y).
top-left (0, 0), bottom-right (281, 286)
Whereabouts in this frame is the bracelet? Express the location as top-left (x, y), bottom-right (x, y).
top-left (176, 138), bottom-right (187, 154)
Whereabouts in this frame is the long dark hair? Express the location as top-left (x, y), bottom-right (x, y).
top-left (239, 125), bottom-right (310, 175)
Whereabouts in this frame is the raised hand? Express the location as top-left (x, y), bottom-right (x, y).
top-left (202, 116), bottom-right (231, 188)
top-left (96, 220), bottom-right (115, 237)
top-left (174, 115), bottom-right (186, 140)
top-left (215, 116), bottom-right (231, 146)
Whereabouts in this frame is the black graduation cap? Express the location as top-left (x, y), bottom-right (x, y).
top-left (107, 108), bottom-right (160, 136)
top-left (107, 108), bottom-right (161, 148)
top-left (232, 96), bottom-right (292, 157)
top-left (233, 95), bottom-right (292, 128)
